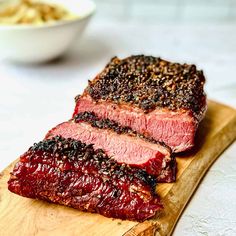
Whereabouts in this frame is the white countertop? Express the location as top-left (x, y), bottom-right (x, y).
top-left (0, 21), bottom-right (235, 235)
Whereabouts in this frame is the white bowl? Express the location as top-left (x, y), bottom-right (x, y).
top-left (0, 0), bottom-right (96, 63)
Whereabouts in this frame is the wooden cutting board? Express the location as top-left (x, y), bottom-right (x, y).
top-left (0, 100), bottom-right (235, 236)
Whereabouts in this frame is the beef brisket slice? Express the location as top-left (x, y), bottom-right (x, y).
top-left (73, 55), bottom-right (207, 152)
top-left (46, 112), bottom-right (176, 183)
top-left (8, 136), bottom-right (162, 222)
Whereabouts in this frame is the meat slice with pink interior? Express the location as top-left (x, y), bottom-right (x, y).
top-left (73, 55), bottom-right (207, 153)
top-left (46, 112), bottom-right (176, 183)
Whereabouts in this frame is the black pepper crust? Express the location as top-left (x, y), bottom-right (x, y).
top-left (86, 55), bottom-right (206, 116)
top-left (74, 111), bottom-right (171, 153)
top-left (74, 111), bottom-right (132, 134)
top-left (29, 136), bottom-right (157, 190)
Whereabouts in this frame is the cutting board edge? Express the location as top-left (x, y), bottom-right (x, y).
top-left (0, 101), bottom-right (236, 236)
top-left (124, 106), bottom-right (236, 236)
top-left (165, 116), bottom-right (236, 236)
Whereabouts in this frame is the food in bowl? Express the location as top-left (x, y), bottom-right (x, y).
top-left (0, 0), bottom-right (96, 63)
top-left (0, 0), bottom-right (76, 25)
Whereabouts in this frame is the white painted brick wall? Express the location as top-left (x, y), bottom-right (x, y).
top-left (93, 0), bottom-right (236, 23)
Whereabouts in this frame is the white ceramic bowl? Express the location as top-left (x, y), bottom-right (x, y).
top-left (0, 0), bottom-right (96, 63)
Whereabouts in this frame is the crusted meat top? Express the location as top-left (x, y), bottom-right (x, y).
top-left (86, 55), bottom-right (206, 116)
top-left (29, 136), bottom-right (157, 189)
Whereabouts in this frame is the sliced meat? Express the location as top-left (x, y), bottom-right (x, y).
top-left (46, 112), bottom-right (176, 183)
top-left (73, 55), bottom-right (207, 152)
top-left (8, 136), bottom-right (162, 222)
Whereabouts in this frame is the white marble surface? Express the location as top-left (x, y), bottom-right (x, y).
top-left (93, 0), bottom-right (236, 24)
top-left (0, 21), bottom-right (236, 235)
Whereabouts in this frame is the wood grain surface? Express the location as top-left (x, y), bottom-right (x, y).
top-left (0, 100), bottom-right (235, 236)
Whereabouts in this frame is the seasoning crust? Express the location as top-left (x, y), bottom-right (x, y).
top-left (87, 55), bottom-right (206, 116)
top-left (74, 111), bottom-right (171, 153)
top-left (30, 136), bottom-right (156, 189)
